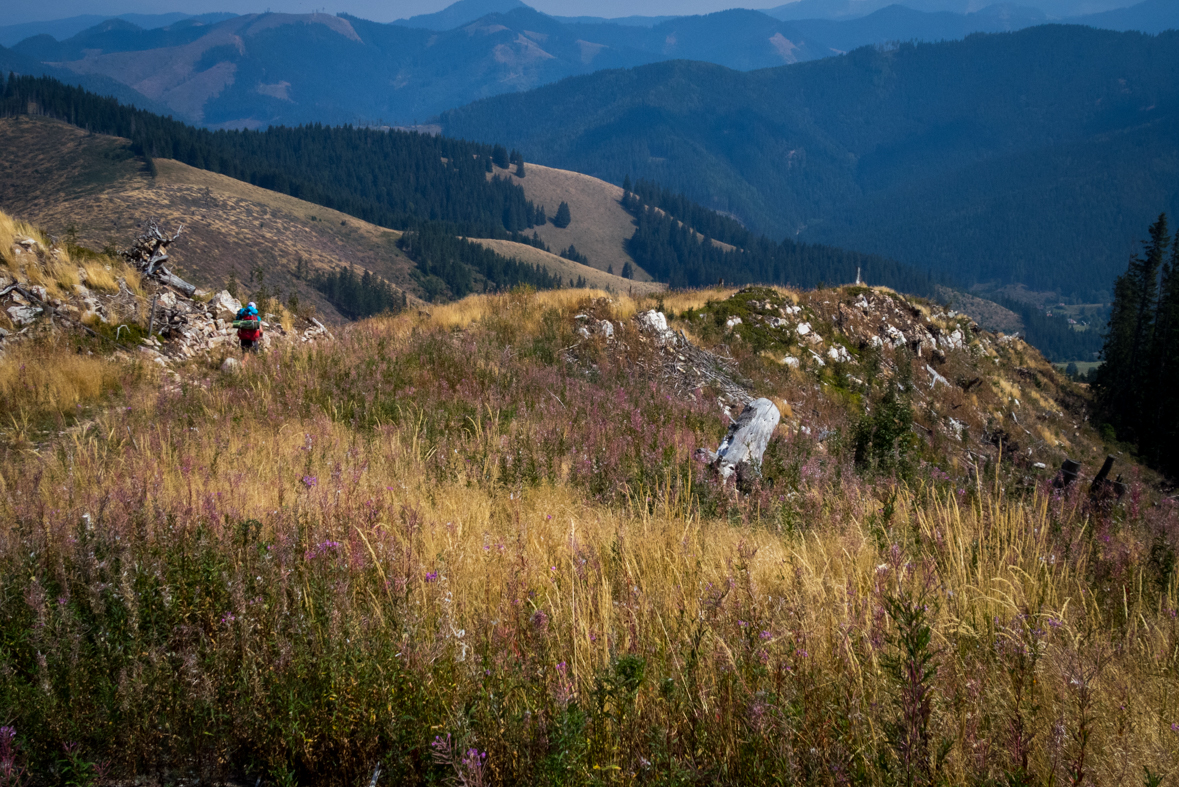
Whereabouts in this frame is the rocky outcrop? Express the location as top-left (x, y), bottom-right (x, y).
top-left (1, 232), bottom-right (332, 365)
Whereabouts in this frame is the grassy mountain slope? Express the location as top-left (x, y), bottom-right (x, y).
top-left (440, 25), bottom-right (1179, 300)
top-left (0, 116), bottom-right (663, 314)
top-left (497, 162), bottom-right (647, 278)
top-left (0, 116), bottom-right (417, 321)
top-left (1, 261), bottom-right (1173, 781)
top-left (465, 237), bottom-right (662, 292)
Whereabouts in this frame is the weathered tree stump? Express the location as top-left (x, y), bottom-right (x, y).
top-left (698, 397), bottom-right (781, 486)
top-left (121, 220), bottom-right (201, 297)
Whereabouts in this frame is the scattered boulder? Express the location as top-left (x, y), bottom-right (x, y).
top-left (7, 304), bottom-right (42, 325)
top-left (638, 310), bottom-right (676, 343)
top-left (939, 328), bottom-right (965, 350)
top-left (220, 357), bottom-right (242, 374)
top-left (827, 345), bottom-right (852, 363)
top-left (209, 290), bottom-right (242, 320)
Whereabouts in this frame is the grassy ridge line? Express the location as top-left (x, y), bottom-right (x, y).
top-left (0, 287), bottom-right (1174, 783)
top-left (465, 237), bottom-right (663, 294)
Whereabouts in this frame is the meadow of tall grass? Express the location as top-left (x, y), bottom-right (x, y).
top-left (0, 289), bottom-right (1175, 785)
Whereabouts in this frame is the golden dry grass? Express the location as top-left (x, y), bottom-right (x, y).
top-left (27, 377), bottom-right (1179, 782)
top-left (2, 206), bottom-right (143, 296)
top-left (0, 336), bottom-right (135, 440)
top-left (0, 211), bottom-right (48, 266)
top-left (0, 290), bottom-right (1174, 782)
top-left (502, 162), bottom-right (645, 279)
top-left (422, 287), bottom-right (636, 331)
top-left (656, 285), bottom-right (742, 315)
top-left (466, 238), bottom-right (664, 295)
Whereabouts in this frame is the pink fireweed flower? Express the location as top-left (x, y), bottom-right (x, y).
top-left (304, 540), bottom-right (341, 560)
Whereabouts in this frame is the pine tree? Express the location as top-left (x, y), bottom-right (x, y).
top-left (1095, 214), bottom-right (1170, 445)
top-left (621, 261), bottom-right (633, 279)
top-left (1144, 234), bottom-right (1179, 471)
top-left (553, 201), bottom-right (571, 228)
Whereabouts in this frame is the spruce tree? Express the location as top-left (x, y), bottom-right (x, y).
top-left (1095, 214), bottom-right (1170, 445)
top-left (492, 144), bottom-right (509, 169)
top-left (1145, 234), bottom-right (1179, 471)
top-left (553, 201), bottom-right (571, 228)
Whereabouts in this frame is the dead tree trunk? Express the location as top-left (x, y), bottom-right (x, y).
top-left (121, 220), bottom-right (200, 296)
top-left (698, 397), bottom-right (781, 486)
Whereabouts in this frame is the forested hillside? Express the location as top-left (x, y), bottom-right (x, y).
top-left (440, 25), bottom-right (1179, 301)
top-left (0, 74), bottom-right (572, 299)
top-left (623, 179), bottom-right (938, 295)
top-left (2, 74), bottom-right (539, 237)
top-left (1, 74), bottom-right (958, 310)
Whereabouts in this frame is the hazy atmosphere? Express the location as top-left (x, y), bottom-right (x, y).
top-left (0, 0), bottom-right (1144, 24)
top-left (5, 0), bottom-right (769, 24)
top-left (1, 0), bottom-right (1177, 782)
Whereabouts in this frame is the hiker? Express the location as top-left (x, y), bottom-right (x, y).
top-left (235, 301), bottom-right (263, 352)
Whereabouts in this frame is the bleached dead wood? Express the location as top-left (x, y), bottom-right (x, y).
top-left (698, 397), bottom-right (781, 484)
top-left (121, 220), bottom-right (200, 296)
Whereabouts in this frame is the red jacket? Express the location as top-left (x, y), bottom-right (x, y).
top-left (237, 315), bottom-right (262, 341)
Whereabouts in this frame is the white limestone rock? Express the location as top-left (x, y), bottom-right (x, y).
top-left (209, 290), bottom-right (243, 320)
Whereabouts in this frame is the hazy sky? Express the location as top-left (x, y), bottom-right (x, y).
top-left (0, 0), bottom-right (778, 25)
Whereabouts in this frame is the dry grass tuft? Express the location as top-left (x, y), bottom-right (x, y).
top-left (654, 286), bottom-right (741, 315)
top-left (0, 336), bottom-right (132, 438)
top-left (427, 287), bottom-right (633, 331)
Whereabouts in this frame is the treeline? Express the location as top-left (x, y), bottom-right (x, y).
top-left (0, 73), bottom-right (540, 238)
top-left (622, 179), bottom-right (938, 296)
top-left (397, 225), bottom-right (561, 301)
top-left (307, 266), bottom-right (407, 320)
top-left (1093, 214), bottom-right (1179, 478)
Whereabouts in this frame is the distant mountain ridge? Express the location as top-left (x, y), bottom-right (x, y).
top-left (439, 25), bottom-right (1179, 301)
top-left (1, 0), bottom-right (1167, 128)
top-left (764, 0), bottom-right (1138, 20)
top-left (393, 0), bottom-right (529, 29)
top-left (0, 13), bottom-right (237, 48)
